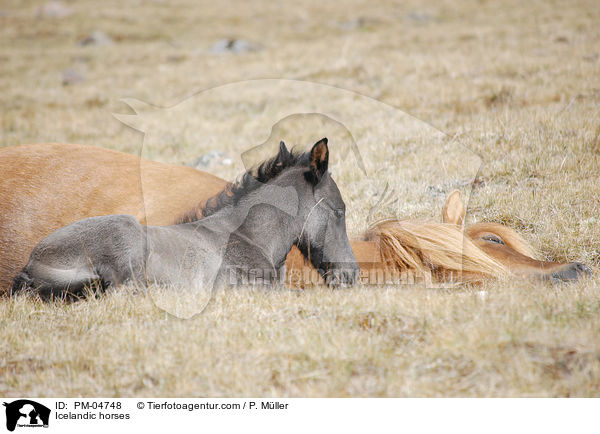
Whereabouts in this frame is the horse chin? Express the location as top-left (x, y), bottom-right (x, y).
top-left (549, 262), bottom-right (592, 283)
top-left (321, 265), bottom-right (359, 288)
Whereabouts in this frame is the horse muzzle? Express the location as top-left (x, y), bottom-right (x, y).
top-left (550, 262), bottom-right (592, 283)
top-left (324, 264), bottom-right (360, 287)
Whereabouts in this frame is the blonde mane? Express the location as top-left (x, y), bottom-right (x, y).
top-left (365, 219), bottom-right (515, 283)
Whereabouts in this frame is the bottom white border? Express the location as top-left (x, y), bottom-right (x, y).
top-left (0, 398), bottom-right (597, 434)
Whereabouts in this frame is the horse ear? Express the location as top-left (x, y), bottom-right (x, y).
top-left (305, 138), bottom-right (329, 184)
top-left (278, 141), bottom-right (290, 158)
top-left (442, 190), bottom-right (465, 226)
top-left (274, 141), bottom-right (291, 167)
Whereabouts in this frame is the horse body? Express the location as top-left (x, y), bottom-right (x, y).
top-left (0, 143), bottom-right (227, 290)
top-left (0, 143), bottom-right (591, 293)
top-left (13, 140), bottom-right (359, 297)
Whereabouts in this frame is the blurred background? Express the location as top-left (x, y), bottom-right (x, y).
top-left (1, 0), bottom-right (599, 260)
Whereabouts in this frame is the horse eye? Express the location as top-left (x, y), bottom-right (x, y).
top-left (482, 234), bottom-right (504, 245)
top-left (334, 208), bottom-right (345, 219)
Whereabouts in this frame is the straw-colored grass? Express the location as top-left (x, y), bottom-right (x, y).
top-left (1, 0), bottom-right (599, 396)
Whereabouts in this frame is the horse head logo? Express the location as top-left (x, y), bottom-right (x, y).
top-left (3, 400), bottom-right (50, 431)
top-left (113, 79), bottom-right (482, 317)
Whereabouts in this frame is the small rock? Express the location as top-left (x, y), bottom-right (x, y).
top-left (340, 17), bottom-right (366, 30)
top-left (78, 30), bottom-right (113, 46)
top-left (403, 12), bottom-right (433, 24)
top-left (426, 185), bottom-right (445, 196)
top-left (165, 54), bottom-right (187, 63)
top-left (36, 1), bottom-right (73, 18)
top-left (582, 217), bottom-right (597, 225)
top-left (208, 38), bottom-right (262, 54)
top-left (191, 151), bottom-right (233, 169)
top-left (62, 68), bottom-right (85, 86)
top-left (339, 17), bottom-right (379, 30)
top-left (73, 55), bottom-right (90, 63)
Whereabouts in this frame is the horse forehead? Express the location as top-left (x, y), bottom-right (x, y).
top-left (473, 236), bottom-right (534, 265)
top-left (275, 167), bottom-right (343, 207)
top-left (317, 175), bottom-right (344, 205)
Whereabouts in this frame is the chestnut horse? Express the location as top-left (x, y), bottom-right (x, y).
top-left (0, 143), bottom-right (591, 292)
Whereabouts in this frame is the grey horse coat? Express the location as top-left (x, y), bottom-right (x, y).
top-left (13, 139), bottom-right (359, 298)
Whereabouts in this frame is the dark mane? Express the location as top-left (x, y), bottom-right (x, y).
top-left (175, 147), bottom-right (308, 224)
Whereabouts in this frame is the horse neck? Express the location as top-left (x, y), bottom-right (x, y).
top-left (236, 202), bottom-right (301, 268)
top-left (191, 182), bottom-right (302, 267)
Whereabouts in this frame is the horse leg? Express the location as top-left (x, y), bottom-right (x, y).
top-left (11, 262), bottom-right (102, 300)
top-left (11, 214), bottom-right (147, 299)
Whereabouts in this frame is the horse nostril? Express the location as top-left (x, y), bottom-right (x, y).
top-left (551, 262), bottom-right (593, 283)
top-left (574, 262), bottom-right (592, 276)
top-left (344, 269), bottom-right (358, 285)
top-left (326, 269), bottom-right (356, 288)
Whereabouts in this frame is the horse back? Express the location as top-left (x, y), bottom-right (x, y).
top-left (0, 143), bottom-right (226, 291)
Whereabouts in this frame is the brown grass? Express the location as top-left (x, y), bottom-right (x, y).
top-left (1, 0), bottom-right (599, 396)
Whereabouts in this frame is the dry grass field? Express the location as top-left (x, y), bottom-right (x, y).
top-left (1, 0), bottom-right (599, 396)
